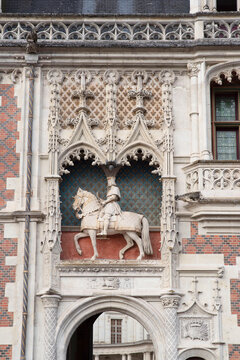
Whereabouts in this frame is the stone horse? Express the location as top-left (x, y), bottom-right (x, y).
top-left (72, 187), bottom-right (153, 260)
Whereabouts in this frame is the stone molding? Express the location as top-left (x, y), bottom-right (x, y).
top-left (58, 260), bottom-right (163, 275)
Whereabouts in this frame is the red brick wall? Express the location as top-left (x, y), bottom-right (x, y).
top-left (0, 84), bottom-right (20, 210)
top-left (0, 84), bottom-right (20, 357)
top-left (0, 224), bottom-right (17, 326)
top-left (182, 222), bottom-right (240, 265)
top-left (229, 345), bottom-right (240, 360)
top-left (231, 280), bottom-right (240, 327)
top-left (0, 345), bottom-right (12, 360)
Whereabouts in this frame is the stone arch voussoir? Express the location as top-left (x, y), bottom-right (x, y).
top-left (56, 295), bottom-right (166, 360)
top-left (179, 347), bottom-right (216, 360)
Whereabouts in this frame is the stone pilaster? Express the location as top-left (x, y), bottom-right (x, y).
top-left (187, 62), bottom-right (201, 162)
top-left (160, 294), bottom-right (181, 360)
top-left (41, 295), bottom-right (61, 360)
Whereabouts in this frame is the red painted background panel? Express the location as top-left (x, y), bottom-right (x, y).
top-left (61, 231), bottom-right (161, 260)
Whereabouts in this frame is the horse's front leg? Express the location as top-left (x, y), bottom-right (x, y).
top-left (74, 232), bottom-right (88, 256)
top-left (88, 230), bottom-right (99, 260)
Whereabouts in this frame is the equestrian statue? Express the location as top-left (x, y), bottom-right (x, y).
top-left (72, 176), bottom-right (153, 260)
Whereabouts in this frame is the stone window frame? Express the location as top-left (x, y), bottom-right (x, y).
top-left (211, 87), bottom-right (240, 160)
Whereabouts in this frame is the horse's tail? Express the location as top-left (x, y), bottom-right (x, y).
top-left (141, 217), bottom-right (153, 255)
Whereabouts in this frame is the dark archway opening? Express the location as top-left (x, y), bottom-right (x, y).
top-left (67, 314), bottom-right (101, 360)
top-left (187, 357), bottom-right (205, 360)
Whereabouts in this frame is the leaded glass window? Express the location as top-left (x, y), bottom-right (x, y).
top-left (215, 94), bottom-right (237, 122)
top-left (216, 130), bottom-right (238, 160)
top-left (212, 90), bottom-right (240, 160)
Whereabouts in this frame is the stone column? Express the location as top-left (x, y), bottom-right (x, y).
top-left (144, 352), bottom-right (151, 360)
top-left (160, 294), bottom-right (181, 360)
top-left (127, 355), bottom-right (132, 360)
top-left (94, 356), bottom-right (100, 360)
top-left (188, 62), bottom-right (201, 162)
top-left (41, 295), bottom-right (61, 360)
top-left (122, 355), bottom-right (127, 360)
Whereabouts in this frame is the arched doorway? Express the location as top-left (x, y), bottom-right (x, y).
top-left (67, 314), bottom-right (101, 360)
top-left (55, 296), bottom-right (165, 360)
top-left (67, 311), bottom-right (155, 360)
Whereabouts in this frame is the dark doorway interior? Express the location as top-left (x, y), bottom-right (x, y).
top-left (187, 357), bottom-right (205, 360)
top-left (67, 314), bottom-right (101, 360)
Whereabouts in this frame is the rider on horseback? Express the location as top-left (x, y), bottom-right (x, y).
top-left (97, 176), bottom-right (121, 236)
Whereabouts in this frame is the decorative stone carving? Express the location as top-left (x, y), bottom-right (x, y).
top-left (160, 177), bottom-right (177, 251)
top-left (204, 20), bottom-right (240, 40)
top-left (181, 318), bottom-right (210, 341)
top-left (88, 277), bottom-right (133, 289)
top-left (102, 70), bottom-right (122, 161)
top-left (41, 70), bottom-right (65, 292)
top-left (72, 186), bottom-right (153, 260)
top-left (128, 70), bottom-right (153, 127)
top-left (58, 260), bottom-right (163, 274)
top-left (41, 295), bottom-right (61, 360)
top-left (0, 20), bottom-right (195, 42)
top-left (159, 70), bottom-right (175, 128)
top-left (58, 69), bottom-right (106, 173)
top-left (210, 68), bottom-right (240, 85)
top-left (178, 277), bottom-right (218, 347)
top-left (160, 294), bottom-right (181, 360)
top-left (161, 295), bottom-right (181, 309)
top-left (26, 29), bottom-right (38, 54)
top-left (187, 62), bottom-right (201, 78)
top-left (185, 162), bottom-right (240, 191)
top-left (10, 68), bottom-right (22, 83)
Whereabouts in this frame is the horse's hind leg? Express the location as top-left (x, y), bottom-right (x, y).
top-left (127, 231), bottom-right (144, 260)
top-left (120, 234), bottom-right (134, 260)
top-left (88, 230), bottom-right (99, 260)
top-left (74, 232), bottom-right (88, 256)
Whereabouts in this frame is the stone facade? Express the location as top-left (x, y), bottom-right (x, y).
top-left (0, 1), bottom-right (240, 359)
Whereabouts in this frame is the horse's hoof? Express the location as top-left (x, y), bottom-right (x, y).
top-left (119, 253), bottom-right (123, 260)
top-left (77, 250), bottom-right (82, 256)
top-left (91, 255), bottom-right (98, 260)
top-left (137, 255), bottom-right (143, 260)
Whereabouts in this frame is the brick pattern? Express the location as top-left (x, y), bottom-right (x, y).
top-left (229, 345), bottom-right (240, 360)
top-left (182, 222), bottom-right (240, 265)
top-left (0, 345), bottom-right (12, 360)
top-left (0, 224), bottom-right (17, 326)
top-left (0, 84), bottom-right (20, 210)
top-left (231, 280), bottom-right (240, 326)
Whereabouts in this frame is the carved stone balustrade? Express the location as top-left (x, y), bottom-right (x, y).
top-left (184, 160), bottom-right (240, 197)
top-left (2, 16), bottom-right (240, 46)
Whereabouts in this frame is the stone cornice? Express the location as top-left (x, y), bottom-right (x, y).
top-left (0, 210), bottom-right (45, 222)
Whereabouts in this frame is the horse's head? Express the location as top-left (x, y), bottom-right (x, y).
top-left (73, 187), bottom-right (84, 211)
top-left (73, 187), bottom-right (100, 212)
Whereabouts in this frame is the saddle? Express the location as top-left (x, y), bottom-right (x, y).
top-left (80, 212), bottom-right (143, 233)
